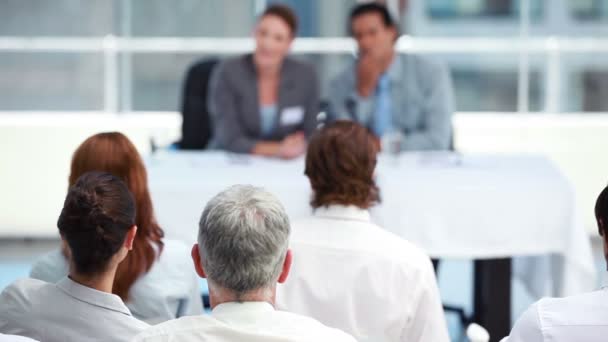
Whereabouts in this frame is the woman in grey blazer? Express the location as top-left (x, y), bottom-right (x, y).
top-left (209, 4), bottom-right (319, 158)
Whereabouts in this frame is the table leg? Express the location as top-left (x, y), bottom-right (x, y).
top-left (473, 258), bottom-right (512, 342)
top-left (432, 258), bottom-right (440, 273)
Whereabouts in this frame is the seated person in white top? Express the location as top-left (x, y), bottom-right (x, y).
top-left (133, 185), bottom-right (356, 342)
top-left (503, 184), bottom-right (608, 342)
top-left (0, 172), bottom-right (149, 342)
top-left (276, 120), bottom-right (450, 342)
top-left (0, 334), bottom-right (38, 342)
top-left (29, 132), bottom-right (202, 324)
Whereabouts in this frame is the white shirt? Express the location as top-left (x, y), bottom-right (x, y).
top-left (29, 239), bottom-right (202, 324)
top-left (276, 205), bottom-right (450, 342)
top-left (132, 301), bottom-right (356, 342)
top-left (0, 334), bottom-right (38, 342)
top-left (0, 277), bottom-right (149, 342)
top-left (505, 289), bottom-right (608, 342)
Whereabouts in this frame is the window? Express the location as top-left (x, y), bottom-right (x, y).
top-left (0, 0), bottom-right (606, 113)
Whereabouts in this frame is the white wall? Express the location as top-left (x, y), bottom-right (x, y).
top-left (0, 112), bottom-right (179, 237)
top-left (454, 113), bottom-right (608, 235)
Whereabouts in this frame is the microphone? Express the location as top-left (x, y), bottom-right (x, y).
top-left (345, 97), bottom-right (357, 120)
top-left (466, 323), bottom-right (490, 342)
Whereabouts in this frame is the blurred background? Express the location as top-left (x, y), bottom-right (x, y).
top-left (2, 0), bottom-right (607, 240)
top-left (1, 0), bottom-right (608, 339)
top-left (1, 0), bottom-right (608, 112)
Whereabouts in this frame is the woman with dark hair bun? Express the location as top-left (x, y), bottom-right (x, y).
top-left (0, 172), bottom-right (149, 341)
top-left (276, 120), bottom-right (449, 342)
top-left (209, 4), bottom-right (319, 159)
top-left (29, 132), bottom-right (202, 323)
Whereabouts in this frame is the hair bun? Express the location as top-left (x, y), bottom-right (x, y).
top-left (61, 186), bottom-right (107, 236)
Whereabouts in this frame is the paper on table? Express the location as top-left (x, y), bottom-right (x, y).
top-left (417, 151), bottom-right (463, 167)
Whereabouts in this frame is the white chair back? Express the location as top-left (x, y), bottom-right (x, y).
top-left (466, 323), bottom-right (490, 342)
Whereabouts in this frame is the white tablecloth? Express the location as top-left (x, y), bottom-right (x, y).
top-left (146, 151), bottom-right (596, 298)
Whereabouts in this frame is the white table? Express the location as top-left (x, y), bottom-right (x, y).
top-left (146, 151), bottom-right (596, 299)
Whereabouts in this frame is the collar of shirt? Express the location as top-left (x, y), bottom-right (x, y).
top-left (211, 301), bottom-right (275, 323)
top-left (56, 276), bottom-right (132, 316)
top-left (313, 205), bottom-right (371, 223)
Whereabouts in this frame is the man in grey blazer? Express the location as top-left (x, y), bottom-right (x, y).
top-left (328, 3), bottom-right (454, 151)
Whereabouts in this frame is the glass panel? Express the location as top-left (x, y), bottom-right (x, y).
top-left (411, 0), bottom-right (543, 37)
top-left (569, 0), bottom-right (608, 21)
top-left (563, 54), bottom-right (608, 112)
top-left (131, 53), bottom-right (203, 111)
top-left (0, 0), bottom-right (114, 36)
top-left (426, 0), bottom-right (543, 20)
top-left (452, 69), bottom-right (542, 111)
top-left (128, 0), bottom-right (257, 37)
top-left (271, 0), bottom-right (358, 37)
top-left (129, 0), bottom-right (360, 38)
top-left (0, 53), bottom-right (103, 111)
top-left (438, 54), bottom-right (543, 112)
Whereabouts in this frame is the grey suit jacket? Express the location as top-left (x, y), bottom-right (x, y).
top-left (327, 53), bottom-right (453, 151)
top-left (208, 54), bottom-right (320, 153)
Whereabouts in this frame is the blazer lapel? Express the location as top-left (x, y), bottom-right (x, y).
top-left (276, 60), bottom-right (296, 136)
top-left (245, 54), bottom-right (262, 137)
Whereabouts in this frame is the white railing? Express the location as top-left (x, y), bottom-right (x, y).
top-left (3, 36), bottom-right (608, 53)
top-left (1, 36), bottom-right (608, 113)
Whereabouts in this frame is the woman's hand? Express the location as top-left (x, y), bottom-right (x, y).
top-left (278, 132), bottom-right (307, 159)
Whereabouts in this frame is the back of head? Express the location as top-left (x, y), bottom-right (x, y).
top-left (70, 132), bottom-right (144, 188)
top-left (69, 132), bottom-right (163, 300)
top-left (69, 132), bottom-right (160, 243)
top-left (58, 171), bottom-right (135, 276)
top-left (198, 185), bottom-right (290, 296)
top-left (596, 185), bottom-right (608, 236)
top-left (305, 121), bottom-right (380, 209)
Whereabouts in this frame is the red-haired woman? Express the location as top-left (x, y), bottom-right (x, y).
top-left (30, 132), bottom-right (202, 323)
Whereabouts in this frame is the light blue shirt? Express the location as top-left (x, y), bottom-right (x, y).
top-left (259, 104), bottom-right (277, 139)
top-left (0, 277), bottom-right (149, 342)
top-left (328, 53), bottom-right (454, 151)
top-left (29, 239), bottom-right (202, 324)
top-left (371, 73), bottom-right (393, 137)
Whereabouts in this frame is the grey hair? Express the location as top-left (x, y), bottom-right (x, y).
top-left (198, 185), bottom-right (291, 295)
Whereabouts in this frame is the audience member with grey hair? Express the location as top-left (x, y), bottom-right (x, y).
top-left (196, 185), bottom-right (290, 302)
top-left (133, 185), bottom-right (356, 342)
